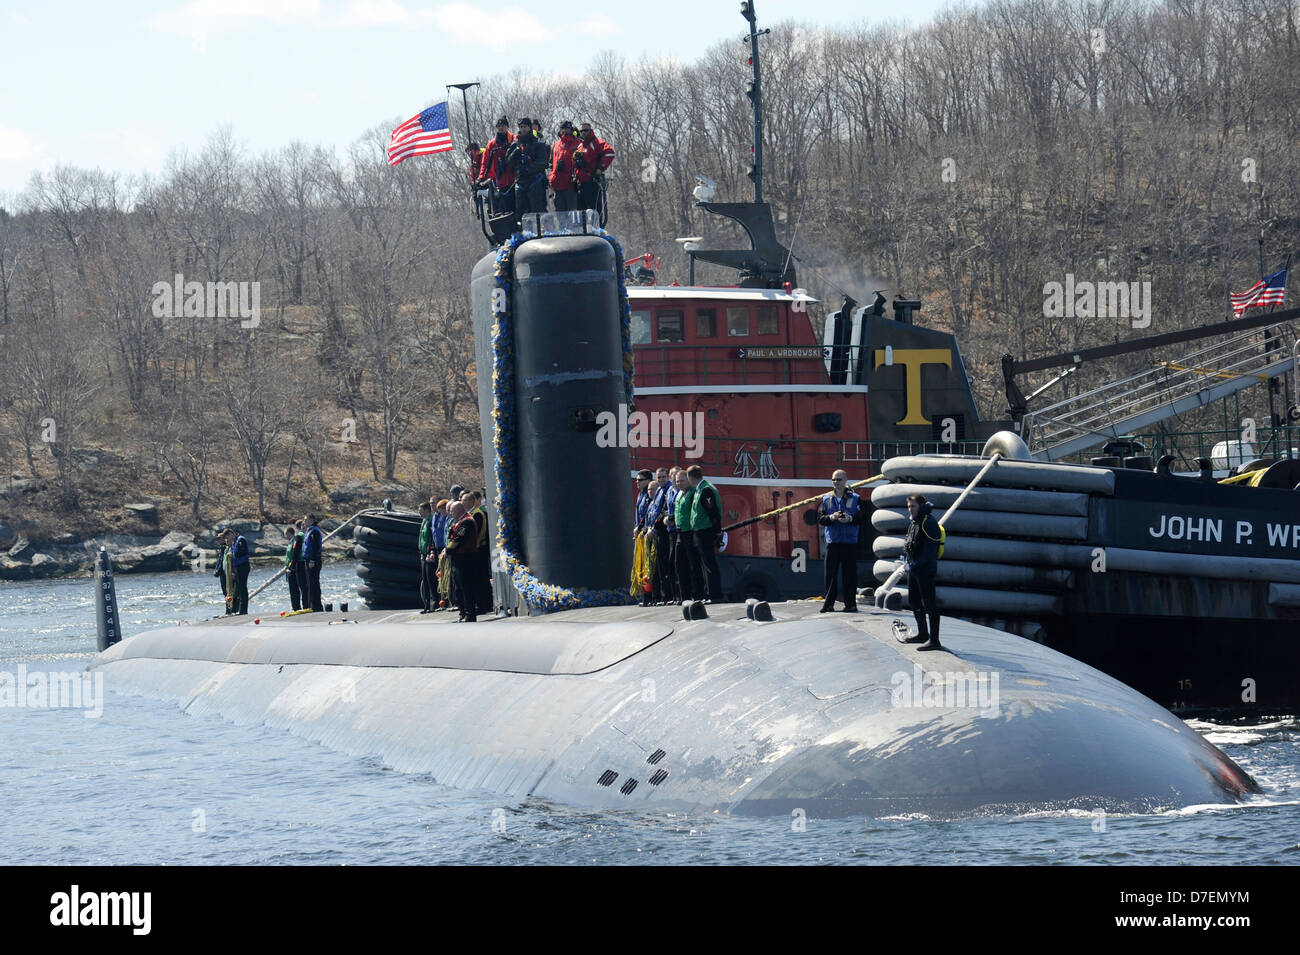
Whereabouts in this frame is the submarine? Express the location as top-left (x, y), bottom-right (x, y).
top-left (88, 3), bottom-right (1260, 819)
top-left (89, 209), bottom-right (1259, 818)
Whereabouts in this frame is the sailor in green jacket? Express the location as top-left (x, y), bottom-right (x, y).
top-left (686, 465), bottom-right (723, 603)
top-left (417, 502), bottom-right (438, 613)
top-left (284, 522), bottom-right (305, 611)
top-left (673, 471), bottom-right (703, 602)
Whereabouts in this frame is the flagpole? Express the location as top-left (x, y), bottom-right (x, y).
top-left (447, 82), bottom-right (480, 147)
top-left (1261, 252), bottom-right (1291, 459)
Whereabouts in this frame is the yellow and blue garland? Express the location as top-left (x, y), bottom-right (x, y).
top-left (491, 225), bottom-right (636, 613)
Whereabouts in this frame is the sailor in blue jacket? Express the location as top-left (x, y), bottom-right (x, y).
top-left (229, 529), bottom-right (251, 615)
top-left (644, 467), bottom-right (674, 604)
top-left (301, 514), bottom-right (324, 612)
top-left (818, 469), bottom-right (863, 613)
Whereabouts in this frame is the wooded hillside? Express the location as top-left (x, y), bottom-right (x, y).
top-left (1, 0), bottom-right (1296, 535)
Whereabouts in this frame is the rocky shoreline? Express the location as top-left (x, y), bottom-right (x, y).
top-left (0, 516), bottom-right (356, 582)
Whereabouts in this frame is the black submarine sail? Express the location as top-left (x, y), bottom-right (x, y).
top-left (470, 214), bottom-right (635, 614)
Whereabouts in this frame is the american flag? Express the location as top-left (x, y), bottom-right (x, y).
top-left (1230, 267), bottom-right (1288, 316)
top-left (387, 102), bottom-right (454, 166)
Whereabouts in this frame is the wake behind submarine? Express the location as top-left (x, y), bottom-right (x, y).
top-left (90, 217), bottom-right (1258, 818)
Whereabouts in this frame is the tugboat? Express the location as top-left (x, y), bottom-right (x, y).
top-left (351, 0), bottom-right (1300, 717)
top-left (87, 2), bottom-right (1265, 818)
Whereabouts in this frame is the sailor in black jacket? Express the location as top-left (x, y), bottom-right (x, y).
top-left (902, 494), bottom-right (944, 650)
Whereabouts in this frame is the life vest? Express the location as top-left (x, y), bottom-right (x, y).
top-left (549, 133), bottom-right (582, 191)
top-left (574, 133), bottom-right (614, 183)
top-left (821, 490), bottom-right (861, 545)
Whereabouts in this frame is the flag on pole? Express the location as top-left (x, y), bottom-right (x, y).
top-left (388, 102), bottom-right (454, 166)
top-left (1230, 267), bottom-right (1288, 316)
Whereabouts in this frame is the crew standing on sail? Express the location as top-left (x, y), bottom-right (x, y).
top-left (508, 118), bottom-right (550, 221)
top-left (476, 117), bottom-right (515, 216)
top-left (549, 121), bottom-right (582, 211)
top-left (574, 122), bottom-right (614, 215)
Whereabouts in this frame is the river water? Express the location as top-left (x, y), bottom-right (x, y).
top-left (1, 567), bottom-right (1297, 866)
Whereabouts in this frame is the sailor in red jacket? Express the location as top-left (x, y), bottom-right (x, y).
top-left (574, 122), bottom-right (615, 214)
top-left (477, 117), bottom-right (516, 214)
top-left (444, 501), bottom-right (480, 623)
top-left (465, 142), bottom-right (483, 187)
top-left (548, 121), bottom-right (582, 211)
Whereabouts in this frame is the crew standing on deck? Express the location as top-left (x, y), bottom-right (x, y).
top-left (661, 466), bottom-right (681, 604)
top-left (469, 490), bottom-right (493, 616)
top-left (418, 501), bottom-right (438, 613)
top-left (284, 522), bottom-right (305, 611)
top-left (214, 533), bottom-right (229, 605)
top-left (444, 501), bottom-right (479, 622)
top-left (431, 498), bottom-right (450, 611)
top-left (673, 470), bottom-right (702, 601)
top-left (633, 470), bottom-right (654, 604)
top-left (687, 466), bottom-right (723, 603)
top-left (818, 469), bottom-right (863, 613)
top-left (574, 122), bottom-right (614, 215)
top-left (902, 494), bottom-right (944, 651)
top-left (644, 467), bottom-right (674, 604)
top-left (230, 528), bottom-right (251, 615)
top-left (302, 514), bottom-right (324, 613)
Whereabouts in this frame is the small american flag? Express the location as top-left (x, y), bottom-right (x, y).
top-left (388, 102), bottom-right (454, 166)
top-left (1230, 267), bottom-right (1288, 316)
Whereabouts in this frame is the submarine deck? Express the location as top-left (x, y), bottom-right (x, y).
top-left (102, 599), bottom-right (1104, 692)
top-left (92, 599), bottom-right (1258, 816)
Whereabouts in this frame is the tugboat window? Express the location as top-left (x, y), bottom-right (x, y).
top-left (696, 308), bottom-right (717, 338)
top-left (631, 309), bottom-right (651, 345)
top-left (757, 304), bottom-right (778, 335)
top-left (656, 310), bottom-right (685, 342)
top-left (727, 306), bottom-right (750, 337)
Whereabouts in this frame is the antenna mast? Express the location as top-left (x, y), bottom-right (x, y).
top-left (740, 2), bottom-right (769, 205)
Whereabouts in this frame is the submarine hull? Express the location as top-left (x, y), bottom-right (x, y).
top-left (92, 603), bottom-right (1255, 818)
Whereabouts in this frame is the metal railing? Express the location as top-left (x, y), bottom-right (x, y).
top-left (629, 437), bottom-right (989, 479)
top-left (1062, 426), bottom-right (1300, 468)
top-left (632, 343), bottom-right (864, 388)
top-left (1022, 323), bottom-right (1298, 460)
